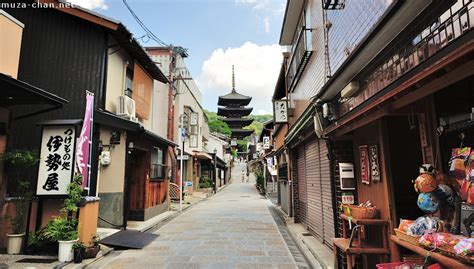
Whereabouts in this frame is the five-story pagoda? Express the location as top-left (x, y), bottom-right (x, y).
top-left (217, 66), bottom-right (254, 139)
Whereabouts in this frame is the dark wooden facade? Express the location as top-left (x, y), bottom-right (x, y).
top-left (4, 6), bottom-right (108, 195)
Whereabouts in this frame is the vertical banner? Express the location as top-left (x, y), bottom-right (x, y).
top-left (76, 91), bottom-right (94, 191)
top-left (369, 145), bottom-right (381, 182)
top-left (359, 145), bottom-right (370, 185)
top-left (37, 125), bottom-right (76, 195)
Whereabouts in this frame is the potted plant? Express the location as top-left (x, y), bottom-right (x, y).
top-left (43, 216), bottom-right (78, 262)
top-left (43, 174), bottom-right (83, 262)
top-left (84, 234), bottom-right (101, 259)
top-left (72, 242), bottom-right (85, 263)
top-left (5, 180), bottom-right (34, 254)
top-left (1, 150), bottom-right (39, 255)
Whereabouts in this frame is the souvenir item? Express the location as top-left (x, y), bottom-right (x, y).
top-left (415, 173), bottom-right (437, 193)
top-left (407, 216), bottom-right (441, 236)
top-left (417, 193), bottom-right (439, 214)
top-left (454, 238), bottom-right (474, 256)
top-left (434, 173), bottom-right (448, 185)
top-left (434, 184), bottom-right (454, 204)
top-left (449, 147), bottom-right (471, 185)
top-left (399, 219), bottom-right (415, 232)
top-left (419, 164), bottom-right (436, 175)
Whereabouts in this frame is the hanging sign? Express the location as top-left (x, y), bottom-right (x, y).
top-left (230, 139), bottom-right (237, 146)
top-left (273, 100), bottom-right (288, 123)
top-left (190, 134), bottom-right (198, 148)
top-left (76, 91), bottom-right (94, 190)
top-left (37, 125), bottom-right (76, 195)
top-left (369, 145), bottom-right (381, 182)
top-left (359, 145), bottom-right (370, 185)
top-left (190, 112), bottom-right (198, 126)
top-left (266, 157), bottom-right (277, 176)
top-left (263, 136), bottom-right (270, 149)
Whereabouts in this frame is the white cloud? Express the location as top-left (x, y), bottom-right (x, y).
top-left (66, 0), bottom-right (108, 10)
top-left (198, 42), bottom-right (283, 115)
top-left (263, 16), bottom-right (270, 33)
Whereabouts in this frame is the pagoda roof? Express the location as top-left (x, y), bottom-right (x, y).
top-left (223, 118), bottom-right (254, 128)
top-left (217, 107), bottom-right (253, 117)
top-left (230, 129), bottom-right (254, 139)
top-left (218, 90), bottom-right (252, 106)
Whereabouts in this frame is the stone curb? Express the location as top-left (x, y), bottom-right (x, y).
top-left (272, 205), bottom-right (328, 269)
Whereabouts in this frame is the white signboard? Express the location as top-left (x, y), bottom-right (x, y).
top-left (230, 139), bottom-right (237, 146)
top-left (266, 157), bottom-right (278, 176)
top-left (37, 125), bottom-right (76, 196)
top-left (177, 155), bottom-right (190, 161)
top-left (190, 112), bottom-right (198, 126)
top-left (274, 100), bottom-right (288, 123)
top-left (263, 136), bottom-right (270, 149)
top-left (190, 134), bottom-right (198, 148)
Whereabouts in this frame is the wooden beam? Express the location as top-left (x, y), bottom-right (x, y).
top-left (38, 0), bottom-right (119, 30)
top-left (391, 59), bottom-right (474, 110)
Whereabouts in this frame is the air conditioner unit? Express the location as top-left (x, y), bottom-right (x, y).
top-left (117, 95), bottom-right (136, 120)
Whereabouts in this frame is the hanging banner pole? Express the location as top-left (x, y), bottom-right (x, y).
top-left (76, 91), bottom-right (94, 195)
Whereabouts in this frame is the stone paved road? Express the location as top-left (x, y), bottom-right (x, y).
top-left (90, 162), bottom-right (311, 269)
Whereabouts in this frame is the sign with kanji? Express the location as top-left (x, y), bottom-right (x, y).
top-left (190, 134), bottom-right (198, 148)
top-left (190, 112), bottom-right (198, 126)
top-left (263, 136), bottom-right (270, 149)
top-left (369, 145), bottom-right (381, 182)
top-left (273, 100), bottom-right (288, 123)
top-left (359, 145), bottom-right (370, 185)
top-left (37, 125), bottom-right (76, 195)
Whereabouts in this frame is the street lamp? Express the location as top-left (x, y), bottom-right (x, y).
top-left (213, 148), bottom-right (217, 194)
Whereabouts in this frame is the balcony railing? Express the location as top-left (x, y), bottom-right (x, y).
top-left (286, 27), bottom-right (314, 93)
top-left (336, 0), bottom-right (473, 117)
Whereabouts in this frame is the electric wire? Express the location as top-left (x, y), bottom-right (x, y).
top-left (122, 0), bottom-right (168, 47)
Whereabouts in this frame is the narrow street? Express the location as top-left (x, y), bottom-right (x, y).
top-left (89, 162), bottom-right (312, 269)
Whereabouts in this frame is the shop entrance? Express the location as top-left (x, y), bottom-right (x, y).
top-left (386, 116), bottom-right (425, 222)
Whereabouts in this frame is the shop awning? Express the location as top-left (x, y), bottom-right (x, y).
top-left (0, 73), bottom-right (68, 118)
top-left (193, 151), bottom-right (212, 160)
top-left (95, 109), bottom-right (177, 147)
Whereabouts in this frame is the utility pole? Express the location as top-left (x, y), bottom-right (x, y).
top-left (179, 114), bottom-right (186, 212)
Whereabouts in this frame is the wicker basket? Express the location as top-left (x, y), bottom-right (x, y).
top-left (394, 228), bottom-right (421, 246)
top-left (343, 205), bottom-right (379, 219)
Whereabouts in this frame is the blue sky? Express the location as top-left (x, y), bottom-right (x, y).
top-left (70, 0), bottom-right (285, 114)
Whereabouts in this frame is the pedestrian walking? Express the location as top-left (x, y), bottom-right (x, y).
top-left (241, 169), bottom-right (245, 182)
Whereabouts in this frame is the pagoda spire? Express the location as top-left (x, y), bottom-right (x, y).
top-left (232, 65), bottom-right (236, 93)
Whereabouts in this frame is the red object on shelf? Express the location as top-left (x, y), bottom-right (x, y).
top-left (376, 262), bottom-right (405, 269)
top-left (427, 264), bottom-right (441, 269)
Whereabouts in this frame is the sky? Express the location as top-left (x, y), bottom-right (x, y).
top-left (67, 0), bottom-right (285, 115)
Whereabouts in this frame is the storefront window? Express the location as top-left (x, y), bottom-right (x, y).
top-left (150, 147), bottom-right (165, 180)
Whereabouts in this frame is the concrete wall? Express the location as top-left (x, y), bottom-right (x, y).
top-left (97, 127), bottom-right (127, 228)
top-left (151, 80), bottom-right (169, 138)
top-left (0, 10), bottom-right (23, 78)
top-left (105, 46), bottom-right (129, 115)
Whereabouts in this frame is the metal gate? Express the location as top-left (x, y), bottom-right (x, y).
top-left (297, 146), bottom-right (307, 225)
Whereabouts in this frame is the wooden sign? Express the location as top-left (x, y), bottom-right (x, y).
top-left (37, 125), bottom-right (76, 195)
top-left (359, 145), bottom-right (370, 185)
top-left (369, 145), bottom-right (381, 182)
top-left (273, 100), bottom-right (288, 123)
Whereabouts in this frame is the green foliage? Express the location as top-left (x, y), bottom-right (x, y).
top-left (204, 110), bottom-right (231, 135)
top-left (0, 150), bottom-right (39, 167)
top-left (62, 175), bottom-right (83, 214)
top-left (90, 234), bottom-right (100, 247)
top-left (255, 167), bottom-right (266, 195)
top-left (198, 176), bottom-right (213, 189)
top-left (246, 114), bottom-right (273, 137)
top-left (72, 242), bottom-right (85, 250)
top-left (43, 216), bottom-right (78, 241)
top-left (7, 180), bottom-right (35, 234)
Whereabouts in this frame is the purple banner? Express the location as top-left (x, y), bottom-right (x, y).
top-left (76, 92), bottom-right (94, 189)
